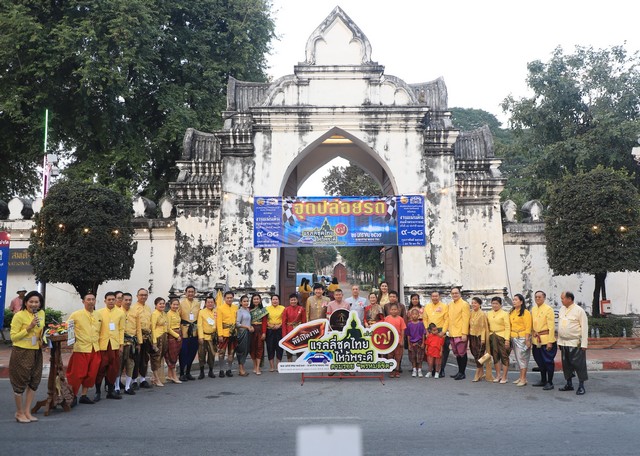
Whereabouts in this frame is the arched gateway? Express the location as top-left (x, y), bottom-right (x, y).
top-left (169, 7), bottom-right (507, 301)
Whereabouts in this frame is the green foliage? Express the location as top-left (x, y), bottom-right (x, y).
top-left (296, 248), bottom-right (337, 275)
top-left (588, 317), bottom-right (634, 337)
top-left (0, 0), bottom-right (275, 200)
top-left (338, 246), bottom-right (383, 285)
top-left (545, 166), bottom-right (640, 276)
top-left (3, 309), bottom-right (13, 328)
top-left (44, 308), bottom-right (65, 326)
top-left (501, 45), bottom-right (640, 204)
top-left (28, 179), bottom-right (138, 297)
top-left (322, 164), bottom-right (382, 197)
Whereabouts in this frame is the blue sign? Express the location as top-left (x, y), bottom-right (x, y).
top-left (254, 196), bottom-right (426, 248)
top-left (0, 232), bottom-right (10, 328)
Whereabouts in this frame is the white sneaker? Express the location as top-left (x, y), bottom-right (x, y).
top-left (434, 372), bottom-right (440, 379)
top-left (418, 369), bottom-right (423, 378)
top-left (425, 372), bottom-right (432, 378)
top-left (411, 368), bottom-right (417, 377)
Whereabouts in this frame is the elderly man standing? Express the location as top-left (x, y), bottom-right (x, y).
top-left (531, 290), bottom-right (557, 390)
top-left (345, 285), bottom-right (367, 322)
top-left (558, 291), bottom-right (589, 395)
top-left (66, 292), bottom-right (102, 405)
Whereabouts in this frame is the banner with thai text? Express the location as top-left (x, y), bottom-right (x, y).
top-left (278, 311), bottom-right (400, 374)
top-left (253, 195), bottom-right (425, 247)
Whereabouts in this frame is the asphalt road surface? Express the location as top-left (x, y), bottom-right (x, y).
top-left (0, 364), bottom-right (638, 456)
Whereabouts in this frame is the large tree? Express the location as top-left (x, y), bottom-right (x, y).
top-left (28, 179), bottom-right (137, 297)
top-left (0, 0), bottom-right (275, 200)
top-left (502, 45), bottom-right (640, 204)
top-left (545, 166), bottom-right (640, 316)
top-left (322, 164), bottom-right (382, 196)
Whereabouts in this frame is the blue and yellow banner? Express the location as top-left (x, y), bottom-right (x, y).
top-left (253, 195), bottom-right (425, 248)
top-left (0, 232), bottom-right (10, 328)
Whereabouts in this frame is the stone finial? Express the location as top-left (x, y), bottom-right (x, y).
top-left (32, 197), bottom-right (43, 215)
top-left (501, 200), bottom-right (518, 222)
top-left (132, 196), bottom-right (157, 218)
top-left (8, 197), bottom-right (34, 220)
top-left (159, 197), bottom-right (175, 219)
top-left (521, 200), bottom-right (543, 222)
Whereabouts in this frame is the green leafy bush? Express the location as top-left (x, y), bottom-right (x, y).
top-left (588, 317), bottom-right (634, 337)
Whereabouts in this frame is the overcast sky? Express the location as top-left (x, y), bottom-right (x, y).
top-left (265, 0), bottom-right (639, 195)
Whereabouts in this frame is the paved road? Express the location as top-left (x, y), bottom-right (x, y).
top-left (0, 364), bottom-right (638, 456)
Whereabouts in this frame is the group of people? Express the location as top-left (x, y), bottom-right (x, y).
top-left (8, 281), bottom-right (590, 422)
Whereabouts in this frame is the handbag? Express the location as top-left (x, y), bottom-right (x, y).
top-left (478, 352), bottom-right (491, 365)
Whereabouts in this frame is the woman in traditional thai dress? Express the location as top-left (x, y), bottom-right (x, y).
top-left (510, 293), bottom-right (533, 386)
top-left (150, 297), bottom-right (168, 387)
top-left (249, 293), bottom-right (268, 375)
top-left (468, 297), bottom-right (494, 382)
top-left (165, 298), bottom-right (182, 383)
top-left (363, 293), bottom-right (385, 328)
top-left (235, 295), bottom-right (253, 377)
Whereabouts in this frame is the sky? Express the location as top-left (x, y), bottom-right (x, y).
top-left (265, 0), bottom-right (640, 195)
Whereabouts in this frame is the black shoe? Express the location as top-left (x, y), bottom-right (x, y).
top-left (70, 396), bottom-right (78, 408)
top-left (576, 386), bottom-right (586, 395)
top-left (208, 369), bottom-right (215, 378)
top-left (454, 373), bottom-right (466, 380)
top-left (107, 391), bottom-right (122, 400)
top-left (439, 370), bottom-right (445, 377)
top-left (450, 372), bottom-right (460, 378)
top-left (543, 383), bottom-right (555, 391)
top-left (124, 388), bottom-right (136, 396)
top-left (186, 373), bottom-right (196, 381)
top-left (219, 370), bottom-right (226, 378)
top-left (225, 370), bottom-right (233, 377)
top-left (531, 381), bottom-right (546, 387)
top-left (93, 392), bottom-right (101, 402)
top-left (79, 395), bottom-right (95, 405)
top-left (132, 382), bottom-right (139, 390)
top-left (179, 374), bottom-right (188, 382)
top-left (559, 384), bottom-right (574, 392)
top-left (140, 380), bottom-right (151, 389)
top-left (532, 367), bottom-right (540, 372)
top-left (198, 369), bottom-right (205, 380)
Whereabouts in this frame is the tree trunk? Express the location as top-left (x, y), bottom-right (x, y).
top-left (592, 272), bottom-right (607, 317)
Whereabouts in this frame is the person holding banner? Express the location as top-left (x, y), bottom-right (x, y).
top-left (9, 290), bottom-right (45, 423)
top-left (266, 294), bottom-right (285, 372)
top-left (282, 293), bottom-right (307, 361)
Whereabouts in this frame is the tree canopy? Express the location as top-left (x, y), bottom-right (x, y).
top-left (321, 164), bottom-right (382, 196)
top-left (28, 179), bottom-right (138, 297)
top-left (501, 45), bottom-right (640, 205)
top-left (0, 0), bottom-right (275, 200)
top-left (545, 166), bottom-right (640, 315)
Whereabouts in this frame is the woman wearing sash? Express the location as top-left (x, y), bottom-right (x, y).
top-left (249, 294), bottom-right (268, 375)
top-left (469, 297), bottom-right (494, 382)
top-left (363, 292), bottom-right (384, 328)
top-left (150, 297), bottom-right (168, 387)
top-left (510, 293), bottom-right (533, 386)
top-left (236, 295), bottom-right (253, 377)
top-left (165, 298), bottom-right (182, 383)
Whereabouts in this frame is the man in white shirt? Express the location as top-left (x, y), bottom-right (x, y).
top-left (345, 285), bottom-right (367, 322)
top-left (558, 291), bottom-right (589, 395)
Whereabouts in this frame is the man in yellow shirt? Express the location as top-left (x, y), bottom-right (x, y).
top-left (94, 291), bottom-right (125, 401)
top-left (217, 291), bottom-right (238, 377)
top-left (558, 291), bottom-right (589, 395)
top-left (197, 295), bottom-right (218, 379)
top-left (179, 285), bottom-right (200, 381)
top-left (118, 292), bottom-right (139, 395)
top-left (531, 290), bottom-right (557, 390)
top-left (423, 291), bottom-right (449, 377)
top-left (130, 288), bottom-right (153, 389)
top-left (448, 287), bottom-right (470, 380)
top-left (66, 292), bottom-right (103, 405)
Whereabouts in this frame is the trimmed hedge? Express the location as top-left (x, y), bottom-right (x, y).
top-left (588, 316), bottom-right (634, 337)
